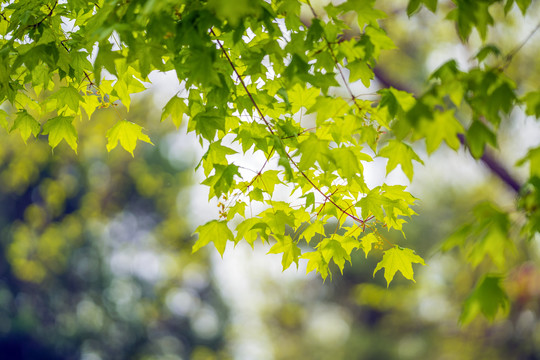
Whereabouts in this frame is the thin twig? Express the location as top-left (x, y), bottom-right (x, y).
top-left (504, 21), bottom-right (540, 68)
top-left (211, 28), bottom-right (367, 226)
top-left (306, 0), bottom-right (364, 110)
top-left (210, 29), bottom-right (275, 134)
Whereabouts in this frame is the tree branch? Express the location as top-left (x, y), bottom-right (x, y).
top-left (211, 28), bottom-right (367, 226)
top-left (374, 68), bottom-right (523, 194)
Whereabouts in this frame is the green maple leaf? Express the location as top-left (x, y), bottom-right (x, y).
top-left (466, 121), bottom-right (497, 159)
top-left (201, 164), bottom-right (240, 199)
top-left (514, 0), bottom-right (532, 14)
top-left (189, 109), bottom-right (226, 141)
top-left (373, 246), bottom-right (425, 286)
top-left (198, 141), bottom-right (237, 176)
top-left (331, 147), bottom-right (372, 182)
top-left (267, 235), bottom-right (301, 270)
top-left (42, 116), bottom-right (78, 152)
top-left (106, 120), bottom-right (153, 156)
top-left (338, 0), bottom-right (387, 27)
top-left (346, 60), bottom-right (372, 87)
top-left (260, 209), bottom-right (295, 235)
top-left (417, 109), bottom-right (464, 154)
top-left (50, 85), bottom-right (85, 112)
top-left (357, 188), bottom-right (385, 220)
top-left (318, 238), bottom-right (350, 274)
top-left (475, 44), bottom-right (501, 63)
top-left (234, 122), bottom-right (269, 153)
top-left (460, 275), bottom-right (509, 325)
top-left (254, 170), bottom-right (282, 194)
top-left (407, 0), bottom-right (437, 15)
top-left (235, 218), bottom-right (269, 246)
top-left (522, 90), bottom-right (540, 118)
top-left (517, 146), bottom-right (540, 178)
top-left (337, 234), bottom-right (361, 254)
top-left (467, 202), bottom-right (514, 270)
top-left (94, 42), bottom-right (123, 79)
top-left (296, 134), bottom-right (329, 171)
top-left (10, 110), bottom-right (40, 143)
top-left (183, 47), bottom-right (221, 87)
top-left (161, 95), bottom-right (188, 128)
top-left (301, 220), bottom-right (325, 245)
top-left (226, 201), bottom-right (247, 221)
top-left (378, 140), bottom-right (423, 181)
top-left (301, 250), bottom-right (330, 280)
top-left (306, 96), bottom-right (349, 124)
top-left (359, 233), bottom-right (379, 258)
top-left (288, 83), bottom-right (320, 113)
top-left (378, 87), bottom-right (416, 117)
top-left (466, 224), bottom-right (512, 270)
top-left (70, 51), bottom-right (93, 79)
top-left (193, 220), bottom-right (234, 256)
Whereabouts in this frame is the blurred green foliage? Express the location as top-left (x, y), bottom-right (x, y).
top-left (0, 100), bottom-right (231, 359)
top-left (1, 0), bottom-right (540, 359)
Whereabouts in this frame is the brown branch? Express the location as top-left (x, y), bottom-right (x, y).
top-left (35, 0), bottom-right (58, 27)
top-left (210, 29), bottom-right (275, 134)
top-left (301, 4), bottom-right (524, 194)
top-left (374, 67), bottom-right (523, 194)
top-left (211, 28), bottom-right (367, 226)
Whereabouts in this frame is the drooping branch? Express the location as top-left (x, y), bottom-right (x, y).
top-left (299, 7), bottom-right (524, 195)
top-left (374, 68), bottom-right (523, 194)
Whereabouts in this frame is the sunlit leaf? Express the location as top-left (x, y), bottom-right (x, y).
top-left (378, 140), bottom-right (424, 181)
top-left (268, 235), bottom-right (301, 270)
top-left (193, 220), bottom-right (234, 256)
top-left (373, 246), bottom-right (425, 286)
top-left (42, 116), bottom-right (78, 152)
top-left (10, 110), bottom-right (40, 143)
top-left (106, 120), bottom-right (153, 156)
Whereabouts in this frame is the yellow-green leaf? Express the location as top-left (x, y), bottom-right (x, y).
top-left (193, 220), bottom-right (234, 256)
top-left (42, 116), bottom-right (78, 152)
top-left (51, 86), bottom-right (85, 112)
top-left (106, 120), bottom-right (153, 156)
top-left (301, 250), bottom-right (330, 280)
top-left (161, 95), bottom-right (188, 128)
top-left (373, 246), bottom-right (425, 286)
top-left (359, 233), bottom-right (379, 258)
top-left (267, 235), bottom-right (301, 270)
top-left (288, 83), bottom-right (319, 113)
top-left (10, 110), bottom-right (40, 143)
top-left (301, 220), bottom-right (325, 245)
top-left (378, 140), bottom-right (424, 181)
top-left (318, 238), bottom-right (350, 274)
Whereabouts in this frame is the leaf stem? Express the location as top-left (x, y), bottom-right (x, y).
top-left (306, 1), bottom-right (365, 111)
top-left (211, 27), bottom-right (367, 226)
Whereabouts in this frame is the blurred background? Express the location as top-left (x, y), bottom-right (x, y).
top-left (2, 0), bottom-right (540, 359)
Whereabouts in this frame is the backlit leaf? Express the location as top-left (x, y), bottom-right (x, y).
top-left (378, 140), bottom-right (424, 181)
top-left (11, 110), bottom-right (40, 143)
top-left (106, 120), bottom-right (153, 156)
top-left (373, 246), bottom-right (425, 286)
top-left (42, 116), bottom-right (78, 152)
top-left (51, 86), bottom-right (85, 112)
top-left (268, 235), bottom-right (301, 270)
top-left (161, 96), bottom-right (189, 128)
top-left (193, 220), bottom-right (234, 256)
top-left (301, 250), bottom-right (330, 280)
